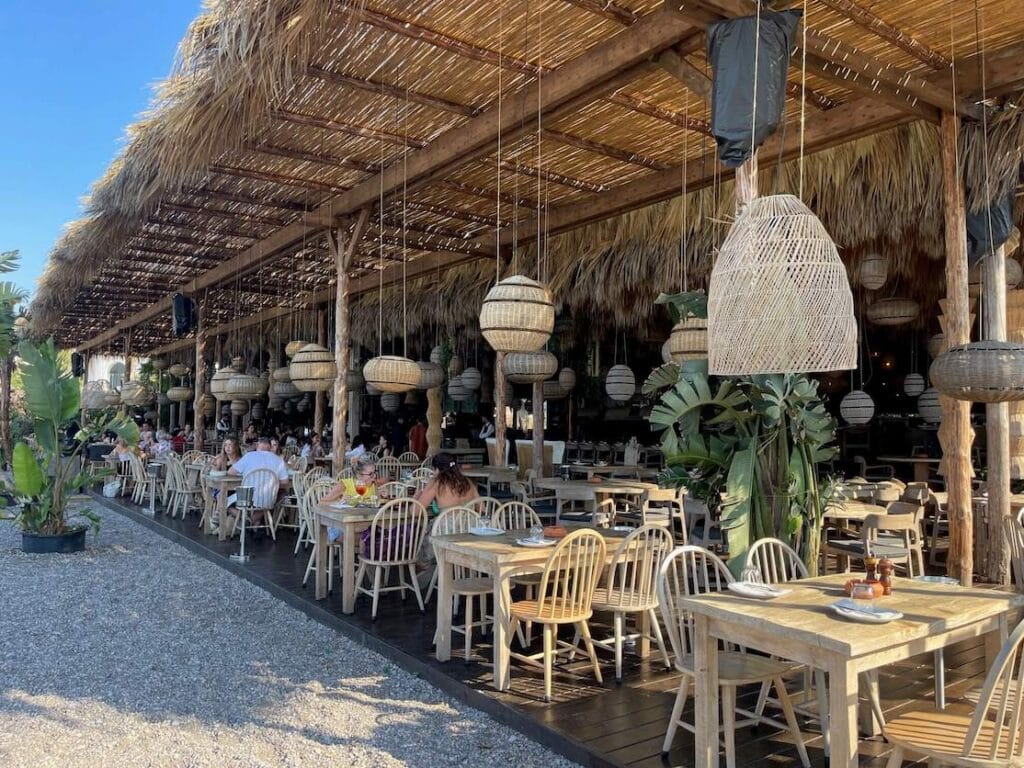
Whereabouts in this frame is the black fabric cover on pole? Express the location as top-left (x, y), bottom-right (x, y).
top-left (966, 190), bottom-right (1015, 265)
top-left (706, 10), bottom-right (801, 168)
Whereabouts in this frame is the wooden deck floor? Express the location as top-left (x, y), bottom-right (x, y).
top-left (95, 491), bottom-right (992, 768)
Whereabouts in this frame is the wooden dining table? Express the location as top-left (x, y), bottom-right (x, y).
top-left (566, 463), bottom-right (658, 480)
top-left (681, 573), bottom-right (1024, 768)
top-left (204, 474), bottom-right (242, 540)
top-left (312, 501), bottom-right (380, 612)
top-left (463, 466), bottom-right (517, 495)
top-left (433, 526), bottom-right (633, 691)
top-left (825, 500), bottom-right (884, 522)
top-left (533, 477), bottom-right (659, 516)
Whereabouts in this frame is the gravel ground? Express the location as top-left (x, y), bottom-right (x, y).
top-left (0, 505), bottom-right (575, 768)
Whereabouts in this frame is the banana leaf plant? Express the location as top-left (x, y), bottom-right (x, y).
top-left (646, 294), bottom-right (838, 575)
top-left (4, 338), bottom-right (138, 535)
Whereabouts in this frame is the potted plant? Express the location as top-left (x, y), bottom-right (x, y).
top-left (4, 338), bottom-right (138, 553)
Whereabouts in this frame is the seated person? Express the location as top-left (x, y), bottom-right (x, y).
top-left (150, 431), bottom-right (172, 458)
top-left (228, 436), bottom-right (290, 529)
top-left (414, 452), bottom-right (479, 513)
top-left (105, 438), bottom-right (134, 462)
top-left (321, 458), bottom-right (377, 542)
top-left (171, 429), bottom-right (186, 454)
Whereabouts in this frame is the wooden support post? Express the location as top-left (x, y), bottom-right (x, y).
top-left (124, 329), bottom-right (133, 382)
top-left (193, 307), bottom-right (206, 453)
top-left (939, 112), bottom-right (975, 586)
top-left (735, 152), bottom-right (758, 213)
top-left (427, 388), bottom-right (442, 457)
top-left (984, 243), bottom-right (1011, 584)
top-left (494, 352), bottom-right (507, 467)
top-left (532, 381), bottom-right (545, 478)
top-left (314, 308), bottom-right (327, 436)
top-left (178, 394), bottom-right (188, 431)
top-left (331, 209), bottom-right (370, 475)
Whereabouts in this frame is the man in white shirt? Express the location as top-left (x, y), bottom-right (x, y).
top-left (228, 437), bottom-right (290, 525)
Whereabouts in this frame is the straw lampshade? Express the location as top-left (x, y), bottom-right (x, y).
top-left (210, 367), bottom-right (234, 400)
top-left (82, 381), bottom-right (110, 410)
top-left (929, 341), bottom-right (1024, 403)
top-left (230, 399), bottom-right (248, 416)
top-left (380, 393), bottom-right (401, 412)
top-left (226, 372), bottom-right (264, 400)
top-left (346, 368), bottom-right (365, 390)
top-left (479, 275), bottom-right (555, 352)
top-left (198, 392), bottom-right (216, 417)
top-left (918, 388), bottom-right (942, 422)
top-left (285, 340), bottom-right (308, 358)
top-left (460, 366), bottom-right (481, 390)
top-left (866, 298), bottom-right (919, 326)
top-left (448, 375), bottom-right (470, 402)
top-left (104, 391), bottom-right (122, 407)
top-left (363, 355), bottom-right (421, 394)
top-left (251, 402), bottom-right (266, 419)
top-left (289, 343), bottom-right (336, 392)
top-left (543, 380), bottom-right (567, 399)
top-left (429, 346), bottom-right (445, 365)
top-left (669, 317), bottom-right (708, 362)
top-left (558, 368), bottom-right (576, 391)
top-left (166, 385), bottom-right (193, 403)
top-left (605, 365), bottom-right (636, 402)
top-left (120, 381), bottom-right (152, 406)
top-left (927, 333), bottom-right (946, 358)
top-left (415, 361), bottom-right (444, 390)
top-left (708, 194), bottom-right (856, 374)
top-left (150, 357), bottom-right (169, 372)
top-left (903, 373), bottom-right (925, 397)
top-left (167, 363), bottom-right (189, 379)
top-left (503, 350), bottom-right (557, 383)
top-left (272, 367), bottom-right (300, 399)
top-left (839, 390), bottom-right (874, 425)
top-left (857, 253), bottom-right (889, 290)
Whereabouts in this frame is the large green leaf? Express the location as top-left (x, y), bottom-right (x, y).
top-left (642, 362), bottom-right (680, 396)
top-left (12, 442), bottom-right (43, 498)
top-left (720, 438), bottom-right (757, 576)
top-left (655, 290), bottom-right (708, 322)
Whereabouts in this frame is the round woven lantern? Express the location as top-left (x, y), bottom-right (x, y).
top-left (150, 357), bottom-right (169, 372)
top-left (448, 375), bottom-right (470, 402)
top-left (168, 363), bottom-right (189, 379)
top-left (479, 275), bottom-right (555, 352)
top-left (429, 346), bottom-right (445, 366)
top-left (504, 350), bottom-right (558, 383)
top-left (230, 399), bottom-right (248, 416)
top-left (251, 402), bottom-right (265, 420)
top-left (167, 385), bottom-right (192, 403)
top-left (285, 340), bottom-right (308, 358)
top-left (210, 367), bottom-right (234, 401)
top-left (461, 367), bottom-right (481, 390)
top-left (81, 381), bottom-right (110, 410)
top-left (927, 333), bottom-right (946, 359)
top-left (866, 298), bottom-right (919, 326)
top-left (120, 381), bottom-right (152, 407)
top-left (104, 391), bottom-right (121, 407)
top-left (289, 343), bottom-right (336, 392)
top-left (918, 388), bottom-right (942, 423)
top-left (272, 369), bottom-right (300, 399)
top-left (903, 373), bottom-right (926, 398)
top-left (226, 372), bottom-right (264, 401)
top-left (543, 380), bottom-right (567, 400)
top-left (857, 253), bottom-right (889, 291)
top-left (929, 341), bottom-right (1024, 403)
top-left (380, 393), bottom-right (401, 412)
top-left (448, 355), bottom-right (464, 377)
top-left (558, 368), bottom-right (576, 391)
top-left (363, 355), bottom-right (421, 394)
top-left (708, 194), bottom-right (856, 374)
top-left (605, 365), bottom-right (636, 402)
top-left (415, 361), bottom-right (444, 391)
top-left (839, 390), bottom-right (874, 425)
top-left (230, 356), bottom-right (246, 373)
top-left (669, 317), bottom-right (709, 362)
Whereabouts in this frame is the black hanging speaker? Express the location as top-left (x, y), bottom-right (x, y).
top-left (171, 293), bottom-right (196, 337)
top-left (71, 352), bottom-right (85, 377)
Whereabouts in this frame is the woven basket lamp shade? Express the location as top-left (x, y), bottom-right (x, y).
top-left (429, 346), bottom-right (445, 365)
top-left (918, 388), bottom-right (942, 422)
top-left (839, 389), bottom-right (874, 425)
top-left (167, 385), bottom-right (193, 403)
top-left (363, 355), bottom-right (421, 394)
top-left (503, 350), bottom-right (558, 383)
top-left (857, 253), bottom-right (889, 291)
top-left (929, 341), bottom-right (1024, 403)
top-left (380, 392), bottom-right (401, 412)
top-left (226, 372), bottom-right (264, 401)
top-left (210, 367), bottom-right (234, 401)
top-left (479, 275), bottom-right (555, 352)
top-left (543, 380), bottom-right (567, 399)
top-left (460, 367), bottom-right (481, 390)
top-left (104, 391), bottom-right (122, 407)
top-left (346, 368), bottom-right (365, 390)
top-left (251, 402), bottom-right (266, 420)
top-left (927, 333), bottom-right (946, 359)
top-left (167, 363), bottom-right (189, 379)
top-left (285, 340), bottom-right (308, 358)
top-left (669, 317), bottom-right (709, 362)
top-left (150, 357), bottom-right (169, 372)
top-left (866, 298), bottom-right (920, 326)
top-left (708, 194), bottom-right (857, 374)
top-left (120, 381), bottom-right (152, 407)
top-left (82, 382), bottom-right (110, 410)
top-left (415, 361), bottom-right (444, 390)
top-left (289, 343), bottom-right (336, 392)
top-left (229, 399), bottom-right (248, 416)
top-left (272, 367), bottom-right (300, 399)
top-left (605, 365), bottom-right (636, 402)
top-left (903, 373), bottom-right (926, 398)
top-left (448, 375), bottom-right (470, 402)
top-left (558, 367), bottom-right (576, 391)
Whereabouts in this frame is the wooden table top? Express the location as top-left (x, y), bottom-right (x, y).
top-left (314, 501), bottom-right (380, 524)
top-left (825, 500), bottom-right (884, 521)
top-left (204, 474), bottom-right (242, 487)
top-left (680, 573), bottom-right (1024, 658)
top-left (534, 477), bottom-right (659, 493)
top-left (463, 466), bottom-right (517, 479)
top-left (433, 527), bottom-right (629, 566)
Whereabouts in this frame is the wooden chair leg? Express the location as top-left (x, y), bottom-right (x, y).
top-left (371, 566), bottom-right (383, 619)
top-left (613, 612), bottom-right (624, 682)
top-left (543, 624), bottom-right (555, 702)
top-left (884, 746), bottom-right (903, 768)
top-left (578, 620), bottom-right (603, 685)
top-left (662, 676), bottom-right (689, 755)
top-left (648, 609), bottom-right (671, 670)
top-left (408, 563), bottom-right (425, 612)
top-left (464, 593), bottom-right (474, 662)
top-left (773, 677), bottom-right (811, 768)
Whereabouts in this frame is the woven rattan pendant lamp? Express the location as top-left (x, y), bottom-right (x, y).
top-left (857, 253), bottom-right (889, 291)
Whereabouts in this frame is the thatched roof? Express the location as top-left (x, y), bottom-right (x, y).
top-left (28, 0), bottom-right (1024, 355)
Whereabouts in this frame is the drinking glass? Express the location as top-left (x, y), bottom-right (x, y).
top-left (530, 523), bottom-right (544, 542)
top-left (740, 564), bottom-right (762, 584)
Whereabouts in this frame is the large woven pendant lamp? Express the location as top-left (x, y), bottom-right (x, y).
top-left (479, 275), bottom-right (555, 352)
top-left (415, 360), bottom-right (444, 391)
top-left (866, 298), bottom-right (920, 326)
top-left (503, 350), bottom-right (558, 384)
top-left (857, 253), bottom-right (889, 291)
top-left (289, 343), bottom-right (336, 392)
top-left (707, 194), bottom-right (857, 374)
top-left (840, 390), bottom-right (874, 425)
top-left (930, 341), bottom-right (1024, 403)
top-left (606, 365), bottom-right (636, 402)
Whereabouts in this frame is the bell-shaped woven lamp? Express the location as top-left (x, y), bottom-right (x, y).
top-left (479, 275), bottom-right (555, 352)
top-left (605, 365), bottom-right (636, 402)
top-left (929, 341), bottom-right (1024, 403)
top-left (415, 361), bottom-right (444, 391)
top-left (558, 367), bottom-right (576, 391)
top-left (707, 194), bottom-right (857, 375)
top-left (460, 366), bottom-right (481, 390)
top-left (503, 351), bottom-right (558, 384)
top-left (380, 393), bottom-right (401, 412)
top-left (363, 355), bottom-right (421, 394)
top-left (857, 253), bottom-right (889, 291)
top-left (210, 367), bottom-right (234, 401)
top-left (289, 343), bottom-right (336, 392)
top-left (448, 375), bottom-right (470, 402)
top-left (668, 317), bottom-right (708, 362)
top-left (285, 340), bottom-right (308, 358)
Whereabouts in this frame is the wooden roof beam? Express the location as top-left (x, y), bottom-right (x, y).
top-left (159, 202), bottom-right (288, 229)
top-left (250, 143), bottom-right (379, 175)
top-left (210, 164), bottom-right (347, 194)
top-left (306, 65), bottom-right (481, 118)
top-left (178, 187), bottom-right (310, 213)
top-left (144, 217), bottom-right (261, 241)
top-left (560, 0), bottom-right (640, 26)
top-left (271, 110), bottom-right (428, 149)
top-left (813, 0), bottom-right (951, 70)
top-left (541, 128), bottom-right (671, 171)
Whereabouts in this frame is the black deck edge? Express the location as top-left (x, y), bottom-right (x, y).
top-left (92, 492), bottom-right (622, 768)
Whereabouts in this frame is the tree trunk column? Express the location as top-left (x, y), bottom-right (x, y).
top-left (314, 308), bottom-right (327, 436)
top-left (193, 307), bottom-right (206, 452)
top-left (494, 352), bottom-right (507, 467)
top-left (939, 112), bottom-right (975, 586)
top-left (532, 381), bottom-right (545, 478)
top-left (983, 243), bottom-right (1010, 584)
top-left (427, 388), bottom-right (442, 457)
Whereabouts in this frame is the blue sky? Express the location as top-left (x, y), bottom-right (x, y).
top-left (0, 1), bottom-right (201, 300)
